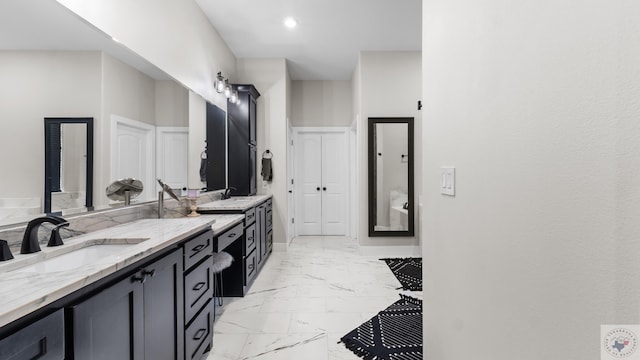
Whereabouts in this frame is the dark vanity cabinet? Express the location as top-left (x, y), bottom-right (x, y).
top-left (218, 211), bottom-right (255, 297)
top-left (203, 199), bottom-right (272, 297)
top-left (182, 230), bottom-right (215, 360)
top-left (256, 199), bottom-right (273, 270)
top-left (0, 228), bottom-right (219, 360)
top-left (71, 248), bottom-right (185, 360)
top-left (0, 309), bottom-right (64, 360)
top-left (227, 84), bottom-right (260, 196)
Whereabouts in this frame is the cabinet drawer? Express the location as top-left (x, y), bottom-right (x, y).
top-left (185, 307), bottom-right (211, 360)
top-left (184, 230), bottom-right (213, 271)
top-left (245, 250), bottom-right (257, 285)
top-left (216, 223), bottom-right (243, 252)
top-left (184, 258), bottom-right (213, 324)
top-left (0, 309), bottom-right (64, 360)
top-left (244, 207), bottom-right (256, 226)
top-left (245, 223), bottom-right (256, 255)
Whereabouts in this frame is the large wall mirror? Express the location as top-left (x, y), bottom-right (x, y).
top-left (368, 117), bottom-right (414, 237)
top-left (0, 0), bottom-right (196, 227)
top-left (44, 118), bottom-right (94, 215)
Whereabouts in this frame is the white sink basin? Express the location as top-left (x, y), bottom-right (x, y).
top-left (9, 238), bottom-right (149, 273)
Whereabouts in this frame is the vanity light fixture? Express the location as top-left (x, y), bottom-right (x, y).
top-left (214, 72), bottom-right (225, 93)
top-left (284, 16), bottom-right (298, 29)
top-left (230, 90), bottom-right (239, 104)
top-left (224, 79), bottom-right (232, 98)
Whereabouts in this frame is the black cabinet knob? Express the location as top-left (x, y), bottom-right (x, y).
top-left (322, 187), bottom-right (327, 191)
top-left (316, 187), bottom-right (320, 191)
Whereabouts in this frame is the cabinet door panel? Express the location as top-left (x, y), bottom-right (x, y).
top-left (0, 309), bottom-right (64, 360)
top-left (143, 249), bottom-right (184, 360)
top-left (72, 276), bottom-right (143, 360)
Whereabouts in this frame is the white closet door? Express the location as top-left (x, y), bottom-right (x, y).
top-left (294, 129), bottom-right (349, 236)
top-left (321, 132), bottom-right (347, 235)
top-left (296, 133), bottom-right (323, 235)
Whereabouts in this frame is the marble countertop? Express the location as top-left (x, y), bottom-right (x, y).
top-left (0, 214), bottom-right (244, 328)
top-left (198, 194), bottom-right (272, 212)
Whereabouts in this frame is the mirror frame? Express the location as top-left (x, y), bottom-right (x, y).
top-left (368, 117), bottom-right (414, 237)
top-left (44, 117), bottom-right (94, 214)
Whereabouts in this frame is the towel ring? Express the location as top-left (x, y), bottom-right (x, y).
top-left (262, 150), bottom-right (273, 159)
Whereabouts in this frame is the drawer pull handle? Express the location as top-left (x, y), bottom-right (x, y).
top-left (193, 329), bottom-right (207, 341)
top-left (248, 264), bottom-right (254, 270)
top-left (192, 244), bottom-right (205, 253)
top-left (142, 269), bottom-right (156, 278)
top-left (247, 236), bottom-right (254, 242)
top-left (192, 282), bottom-right (206, 291)
top-left (228, 233), bottom-right (236, 238)
top-left (131, 274), bottom-right (146, 284)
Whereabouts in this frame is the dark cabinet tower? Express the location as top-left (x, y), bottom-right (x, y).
top-left (227, 84), bottom-right (260, 196)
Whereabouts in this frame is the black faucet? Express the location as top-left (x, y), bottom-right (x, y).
top-left (21, 215), bottom-right (67, 254)
top-left (221, 187), bottom-right (237, 200)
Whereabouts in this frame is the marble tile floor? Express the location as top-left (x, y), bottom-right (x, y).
top-left (205, 236), bottom-right (422, 360)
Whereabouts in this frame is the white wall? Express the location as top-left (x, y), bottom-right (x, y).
top-left (56, 0), bottom-right (237, 103)
top-left (422, 1), bottom-right (639, 359)
top-left (236, 58), bottom-right (289, 246)
top-left (291, 80), bottom-right (352, 127)
top-left (0, 51), bottom-right (101, 201)
top-left (356, 51), bottom-right (421, 246)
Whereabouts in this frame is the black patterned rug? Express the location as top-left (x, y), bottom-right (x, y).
top-left (380, 257), bottom-right (422, 291)
top-left (340, 295), bottom-right (423, 360)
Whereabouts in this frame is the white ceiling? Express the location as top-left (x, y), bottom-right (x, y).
top-left (195, 0), bottom-right (422, 80)
top-left (0, 0), bottom-right (422, 82)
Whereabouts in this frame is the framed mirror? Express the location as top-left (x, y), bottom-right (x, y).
top-left (44, 118), bottom-right (93, 215)
top-left (368, 117), bottom-right (414, 237)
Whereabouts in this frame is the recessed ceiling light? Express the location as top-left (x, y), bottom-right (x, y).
top-left (283, 17), bottom-right (297, 29)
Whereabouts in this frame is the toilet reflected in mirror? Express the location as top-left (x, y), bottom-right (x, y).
top-left (368, 117), bottom-right (414, 237)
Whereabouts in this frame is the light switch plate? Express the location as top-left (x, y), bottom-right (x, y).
top-left (441, 167), bottom-right (455, 196)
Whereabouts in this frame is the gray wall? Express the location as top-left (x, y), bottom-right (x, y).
top-left (291, 80), bottom-right (352, 127)
top-left (0, 51), bottom-right (101, 200)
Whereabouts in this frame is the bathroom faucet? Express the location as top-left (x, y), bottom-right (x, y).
top-left (21, 215), bottom-right (67, 254)
top-left (157, 179), bottom-right (182, 219)
top-left (221, 187), bottom-right (236, 200)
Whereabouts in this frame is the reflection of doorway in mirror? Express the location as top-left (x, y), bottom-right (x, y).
top-left (111, 115), bottom-right (156, 203)
top-left (51, 124), bottom-right (87, 214)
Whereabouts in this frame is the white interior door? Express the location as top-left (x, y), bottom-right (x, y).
top-left (295, 133), bottom-right (323, 235)
top-left (294, 128), bottom-right (348, 236)
top-left (321, 133), bottom-right (347, 235)
top-left (111, 115), bottom-right (155, 202)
